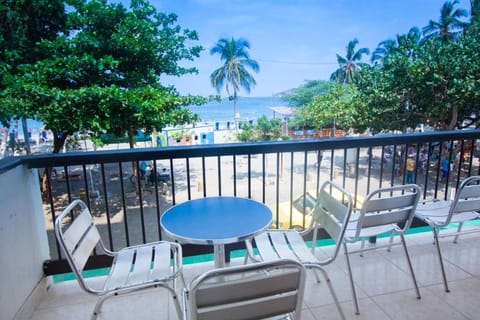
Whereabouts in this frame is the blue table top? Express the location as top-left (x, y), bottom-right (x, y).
top-left (160, 196), bottom-right (272, 245)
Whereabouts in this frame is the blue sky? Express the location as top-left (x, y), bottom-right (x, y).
top-left (139, 0), bottom-right (471, 97)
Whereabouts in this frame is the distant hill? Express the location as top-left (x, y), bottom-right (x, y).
top-left (272, 89), bottom-right (294, 98)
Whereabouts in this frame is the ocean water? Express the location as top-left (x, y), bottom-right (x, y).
top-left (189, 96), bottom-right (285, 123)
top-left (2, 96), bottom-right (285, 135)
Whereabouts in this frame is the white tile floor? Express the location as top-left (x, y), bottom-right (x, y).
top-left (29, 226), bottom-right (480, 320)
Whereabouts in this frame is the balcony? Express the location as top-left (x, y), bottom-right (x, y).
top-left (28, 230), bottom-right (480, 319)
top-left (2, 130), bottom-right (480, 319)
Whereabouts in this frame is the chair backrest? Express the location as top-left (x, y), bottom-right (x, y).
top-left (352, 184), bottom-right (421, 240)
top-left (449, 175), bottom-right (480, 221)
top-left (54, 200), bottom-right (103, 292)
top-left (310, 180), bottom-right (353, 259)
top-left (185, 259), bottom-right (306, 320)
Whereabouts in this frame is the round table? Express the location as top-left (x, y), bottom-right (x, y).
top-left (160, 196), bottom-right (272, 268)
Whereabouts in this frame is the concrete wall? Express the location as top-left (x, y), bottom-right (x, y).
top-left (0, 164), bottom-right (49, 319)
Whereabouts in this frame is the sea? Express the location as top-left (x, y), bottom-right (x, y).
top-left (2, 96), bottom-right (286, 136)
top-left (189, 96), bottom-right (285, 124)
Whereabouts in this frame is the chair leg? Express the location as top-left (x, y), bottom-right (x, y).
top-left (360, 238), bottom-right (365, 257)
top-left (167, 287), bottom-right (183, 319)
top-left (387, 231), bottom-right (395, 252)
top-left (453, 222), bottom-right (464, 244)
top-left (400, 233), bottom-right (421, 299)
top-left (433, 227), bottom-right (450, 292)
top-left (313, 266), bottom-right (346, 320)
top-left (92, 292), bottom-right (115, 320)
top-left (92, 285), bottom-right (182, 320)
top-left (343, 243), bottom-right (360, 315)
top-left (312, 268), bottom-right (322, 283)
top-left (243, 253), bottom-right (250, 265)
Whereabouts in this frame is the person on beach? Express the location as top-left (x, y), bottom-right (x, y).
top-left (406, 154), bottom-right (415, 183)
top-left (441, 155), bottom-right (449, 183)
top-left (419, 149), bottom-right (428, 173)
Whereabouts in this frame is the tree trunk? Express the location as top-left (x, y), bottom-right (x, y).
top-left (21, 118), bottom-right (31, 155)
top-left (127, 125), bottom-right (138, 179)
top-left (447, 103), bottom-right (459, 130)
top-left (233, 90), bottom-right (238, 133)
top-left (128, 125), bottom-right (136, 149)
top-left (52, 131), bottom-right (68, 153)
top-left (41, 131), bottom-right (68, 202)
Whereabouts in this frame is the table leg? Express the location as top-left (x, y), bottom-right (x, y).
top-left (213, 244), bottom-right (225, 268)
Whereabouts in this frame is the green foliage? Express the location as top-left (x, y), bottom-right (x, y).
top-left (287, 107), bottom-right (316, 130)
top-left (0, 0), bottom-right (67, 128)
top-left (236, 124), bottom-right (255, 142)
top-left (236, 115), bottom-right (282, 142)
top-left (304, 1), bottom-right (480, 133)
top-left (353, 26), bottom-right (480, 132)
top-left (2, 0), bottom-right (209, 152)
top-left (307, 84), bottom-right (360, 130)
top-left (281, 80), bottom-right (334, 107)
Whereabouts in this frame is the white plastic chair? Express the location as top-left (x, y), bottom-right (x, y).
top-left (245, 180), bottom-right (353, 319)
top-left (54, 199), bottom-right (184, 320)
top-left (343, 184), bottom-right (421, 315)
top-left (415, 175), bottom-right (480, 292)
top-left (183, 259), bottom-right (306, 320)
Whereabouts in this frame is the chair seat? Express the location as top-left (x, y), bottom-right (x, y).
top-left (416, 200), bottom-right (480, 225)
top-left (105, 242), bottom-right (173, 291)
top-left (345, 223), bottom-right (397, 240)
top-left (254, 230), bottom-right (320, 265)
top-left (346, 208), bottom-right (400, 240)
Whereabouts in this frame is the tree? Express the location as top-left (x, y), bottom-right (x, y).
top-left (210, 37), bottom-right (259, 132)
top-left (467, 0), bottom-right (480, 31)
top-left (352, 65), bottom-right (413, 133)
top-left (287, 106), bottom-right (316, 131)
top-left (236, 116), bottom-right (282, 142)
top-left (0, 0), bottom-right (67, 154)
top-left (7, 0), bottom-right (209, 153)
top-left (371, 27), bottom-right (422, 66)
top-left (306, 84), bottom-right (360, 134)
top-left (408, 29), bottom-right (480, 129)
top-left (330, 38), bottom-right (370, 84)
top-left (423, 0), bottom-right (468, 42)
top-left (352, 27), bottom-right (480, 132)
top-left (281, 80), bottom-right (333, 107)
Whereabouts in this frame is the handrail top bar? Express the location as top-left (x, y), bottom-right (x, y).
top-left (16, 129), bottom-right (480, 168)
top-left (0, 157), bottom-right (22, 174)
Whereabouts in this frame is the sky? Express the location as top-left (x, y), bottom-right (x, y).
top-left (123, 0), bottom-right (472, 97)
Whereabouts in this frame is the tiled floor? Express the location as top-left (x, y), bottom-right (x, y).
top-left (30, 226), bottom-right (480, 320)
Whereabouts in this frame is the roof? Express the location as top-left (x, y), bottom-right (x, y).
top-left (269, 106), bottom-right (296, 117)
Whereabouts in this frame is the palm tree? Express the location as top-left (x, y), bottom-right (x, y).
top-left (330, 38), bottom-right (369, 84)
top-left (371, 39), bottom-right (397, 66)
top-left (210, 37), bottom-right (259, 132)
top-left (423, 0), bottom-right (468, 42)
top-left (466, 0), bottom-right (480, 31)
top-left (371, 27), bottom-right (421, 66)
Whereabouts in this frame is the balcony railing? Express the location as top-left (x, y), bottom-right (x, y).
top-left (18, 130), bottom-right (480, 275)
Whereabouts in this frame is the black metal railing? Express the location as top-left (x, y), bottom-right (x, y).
top-left (21, 130), bottom-right (480, 275)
